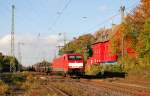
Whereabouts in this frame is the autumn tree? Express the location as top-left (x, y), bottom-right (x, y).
top-left (59, 34), bottom-right (95, 61)
top-left (137, 18), bottom-right (150, 65)
top-left (119, 0), bottom-right (150, 71)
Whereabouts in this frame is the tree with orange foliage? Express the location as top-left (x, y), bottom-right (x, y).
top-left (121, 0), bottom-right (150, 68)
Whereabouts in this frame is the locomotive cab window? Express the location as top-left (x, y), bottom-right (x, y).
top-left (68, 55), bottom-right (82, 60)
top-left (75, 56), bottom-right (82, 60)
top-left (68, 55), bottom-right (76, 60)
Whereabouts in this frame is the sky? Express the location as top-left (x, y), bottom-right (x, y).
top-left (0, 0), bottom-right (140, 66)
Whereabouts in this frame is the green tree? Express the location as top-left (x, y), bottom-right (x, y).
top-left (2, 55), bottom-right (19, 72)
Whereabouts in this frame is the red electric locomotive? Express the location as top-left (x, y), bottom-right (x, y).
top-left (52, 53), bottom-right (84, 75)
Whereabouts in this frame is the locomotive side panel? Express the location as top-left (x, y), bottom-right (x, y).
top-left (52, 55), bottom-right (66, 72)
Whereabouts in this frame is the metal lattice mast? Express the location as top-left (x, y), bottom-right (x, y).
top-left (120, 0), bottom-right (125, 70)
top-left (18, 42), bottom-right (24, 72)
top-left (18, 43), bottom-right (21, 72)
top-left (63, 32), bottom-right (67, 46)
top-left (120, 1), bottom-right (125, 23)
top-left (56, 32), bottom-right (67, 55)
top-left (10, 3), bottom-right (16, 72)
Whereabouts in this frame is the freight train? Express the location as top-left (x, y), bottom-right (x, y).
top-left (33, 53), bottom-right (84, 76)
top-left (33, 61), bottom-right (50, 73)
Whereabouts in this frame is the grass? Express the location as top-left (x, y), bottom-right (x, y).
top-left (144, 72), bottom-right (150, 77)
top-left (21, 73), bottom-right (60, 96)
top-left (0, 72), bottom-right (34, 95)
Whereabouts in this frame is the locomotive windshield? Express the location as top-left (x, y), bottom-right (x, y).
top-left (68, 56), bottom-right (75, 60)
top-left (68, 55), bottom-right (82, 60)
top-left (75, 56), bottom-right (82, 60)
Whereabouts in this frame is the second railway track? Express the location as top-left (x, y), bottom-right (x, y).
top-left (80, 79), bottom-right (150, 96)
top-left (44, 85), bottom-right (70, 96)
top-left (35, 73), bottom-right (150, 96)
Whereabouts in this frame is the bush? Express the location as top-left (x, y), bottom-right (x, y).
top-left (103, 64), bottom-right (122, 72)
top-left (22, 73), bottom-right (35, 90)
top-left (85, 63), bottom-right (123, 75)
top-left (85, 64), bottom-right (102, 75)
top-left (0, 80), bottom-right (9, 95)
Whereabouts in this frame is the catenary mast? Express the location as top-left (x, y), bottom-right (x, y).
top-left (120, 0), bottom-right (125, 70)
top-left (10, 0), bottom-right (16, 72)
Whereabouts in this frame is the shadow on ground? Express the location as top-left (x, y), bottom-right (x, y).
top-left (79, 71), bottom-right (127, 79)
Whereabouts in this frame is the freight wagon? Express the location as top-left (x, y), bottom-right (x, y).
top-left (52, 53), bottom-right (84, 76)
top-left (33, 62), bottom-right (50, 72)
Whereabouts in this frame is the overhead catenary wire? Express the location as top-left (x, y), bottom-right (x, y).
top-left (85, 13), bottom-right (120, 33)
top-left (48, 0), bottom-right (72, 32)
top-left (82, 0), bottom-right (140, 34)
top-left (47, 0), bottom-right (72, 57)
top-left (125, 0), bottom-right (140, 15)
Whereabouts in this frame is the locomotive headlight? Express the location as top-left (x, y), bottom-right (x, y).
top-left (69, 63), bottom-right (83, 68)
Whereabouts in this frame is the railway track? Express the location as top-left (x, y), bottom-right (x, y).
top-left (116, 79), bottom-right (150, 88)
top-left (110, 82), bottom-right (150, 91)
top-left (36, 75), bottom-right (71, 96)
top-left (80, 79), bottom-right (150, 96)
top-left (46, 76), bottom-right (134, 96)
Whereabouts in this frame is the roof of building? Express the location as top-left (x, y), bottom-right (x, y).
top-left (93, 24), bottom-right (121, 45)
